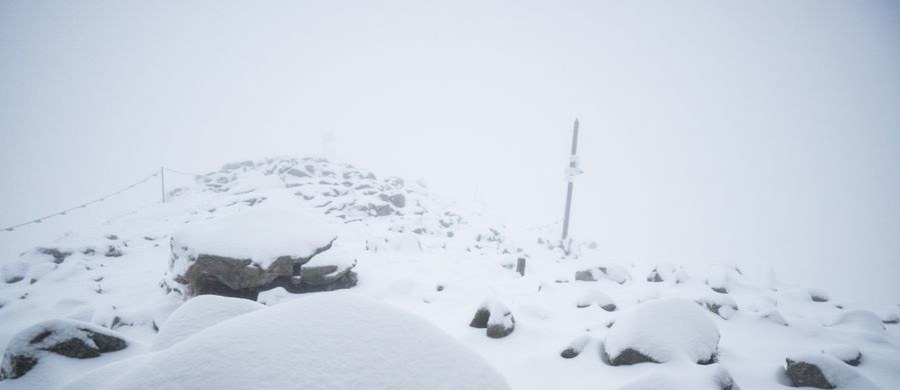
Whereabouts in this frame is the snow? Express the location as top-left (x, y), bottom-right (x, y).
top-left (576, 289), bottom-right (616, 310)
top-left (829, 310), bottom-right (886, 333)
top-left (151, 295), bottom-right (264, 351)
top-left (822, 344), bottom-right (862, 365)
top-left (1, 157), bottom-right (900, 390)
top-left (61, 294), bottom-right (511, 390)
top-left (170, 208), bottom-right (336, 272)
top-left (603, 298), bottom-right (720, 364)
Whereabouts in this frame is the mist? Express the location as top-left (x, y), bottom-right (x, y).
top-left (2, 0), bottom-right (899, 304)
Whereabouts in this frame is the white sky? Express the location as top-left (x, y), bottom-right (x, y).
top-left (1, 0), bottom-right (899, 303)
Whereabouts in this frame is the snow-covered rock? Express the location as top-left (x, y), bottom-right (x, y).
top-left (60, 294), bottom-right (511, 390)
top-left (784, 353), bottom-right (877, 389)
top-left (163, 209), bottom-right (355, 298)
top-left (576, 289), bottom-right (616, 311)
top-left (560, 335), bottom-right (591, 359)
top-left (697, 294), bottom-right (739, 320)
top-left (575, 264), bottom-right (630, 284)
top-left (470, 299), bottom-right (516, 339)
top-left (604, 298), bottom-right (720, 365)
top-left (822, 344), bottom-right (863, 366)
top-left (152, 295), bottom-right (265, 351)
top-left (0, 319), bottom-right (128, 380)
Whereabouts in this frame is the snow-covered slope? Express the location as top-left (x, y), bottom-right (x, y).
top-left (1, 157), bottom-right (898, 390)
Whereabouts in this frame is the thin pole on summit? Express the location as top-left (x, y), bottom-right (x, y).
top-left (160, 167), bottom-right (166, 203)
top-left (561, 119), bottom-right (581, 242)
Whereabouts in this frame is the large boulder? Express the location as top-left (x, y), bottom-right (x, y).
top-left (603, 298), bottom-right (720, 366)
top-left (164, 209), bottom-right (356, 299)
top-left (60, 295), bottom-right (512, 390)
top-left (0, 319), bottom-right (128, 380)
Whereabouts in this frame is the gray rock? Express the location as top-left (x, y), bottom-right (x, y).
top-left (785, 359), bottom-right (834, 389)
top-left (0, 319), bottom-right (127, 380)
top-left (469, 300), bottom-right (515, 339)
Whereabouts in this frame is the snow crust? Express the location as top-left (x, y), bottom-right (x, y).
top-left (604, 298), bottom-right (720, 364)
top-left (62, 294), bottom-right (511, 390)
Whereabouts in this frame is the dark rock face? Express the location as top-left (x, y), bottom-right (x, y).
top-left (608, 348), bottom-right (658, 366)
top-left (167, 237), bottom-right (357, 301)
top-left (785, 359), bottom-right (835, 389)
top-left (0, 320), bottom-right (128, 380)
top-left (469, 300), bottom-right (515, 339)
top-left (560, 348), bottom-right (580, 359)
top-left (844, 353), bottom-right (862, 366)
top-left (469, 308), bottom-right (490, 328)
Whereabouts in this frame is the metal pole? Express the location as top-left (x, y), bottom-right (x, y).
top-left (160, 167), bottom-right (166, 203)
top-left (561, 119), bottom-right (579, 241)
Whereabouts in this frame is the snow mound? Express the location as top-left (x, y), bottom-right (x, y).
top-left (151, 295), bottom-right (265, 351)
top-left (617, 364), bottom-right (737, 390)
top-left (604, 298), bottom-right (720, 365)
top-left (829, 310), bottom-right (885, 333)
top-left (61, 294), bottom-right (511, 390)
top-left (575, 264), bottom-right (631, 284)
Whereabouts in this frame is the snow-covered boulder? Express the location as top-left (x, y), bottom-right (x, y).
top-left (560, 335), bottom-right (590, 359)
top-left (61, 294), bottom-right (511, 390)
top-left (152, 295), bottom-right (265, 351)
top-left (822, 345), bottom-right (862, 366)
top-left (470, 299), bottom-right (516, 339)
top-left (784, 353), bottom-right (877, 389)
top-left (809, 288), bottom-right (830, 303)
top-left (603, 298), bottom-right (720, 365)
top-left (0, 319), bottom-right (128, 380)
top-left (295, 246), bottom-right (358, 292)
top-left (575, 264), bottom-right (630, 284)
top-left (164, 209), bottom-right (357, 299)
top-left (576, 289), bottom-right (616, 311)
top-left (697, 294), bottom-right (739, 320)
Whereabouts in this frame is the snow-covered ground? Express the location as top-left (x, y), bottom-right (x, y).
top-left (1, 157), bottom-right (898, 389)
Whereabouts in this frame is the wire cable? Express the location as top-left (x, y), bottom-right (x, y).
top-left (2, 171), bottom-right (160, 232)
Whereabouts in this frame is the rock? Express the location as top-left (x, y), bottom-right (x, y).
top-left (809, 289), bottom-right (830, 302)
top-left (576, 289), bottom-right (616, 311)
top-left (560, 335), bottom-right (590, 359)
top-left (286, 168), bottom-right (309, 178)
top-left (0, 319), bottom-right (128, 380)
top-left (164, 210), bottom-right (357, 299)
top-left (604, 299), bottom-right (720, 366)
top-left (647, 269), bottom-right (664, 282)
top-left (470, 299), bottom-right (515, 339)
top-left (36, 247), bottom-right (72, 264)
top-left (697, 294), bottom-right (739, 320)
top-left (575, 264), bottom-right (630, 284)
top-left (379, 193), bottom-right (406, 208)
top-left (783, 353), bottom-right (871, 389)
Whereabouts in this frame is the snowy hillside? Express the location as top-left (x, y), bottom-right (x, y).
top-left (1, 157), bottom-right (898, 390)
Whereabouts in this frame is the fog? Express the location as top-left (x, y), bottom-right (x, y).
top-left (1, 0), bottom-right (899, 303)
